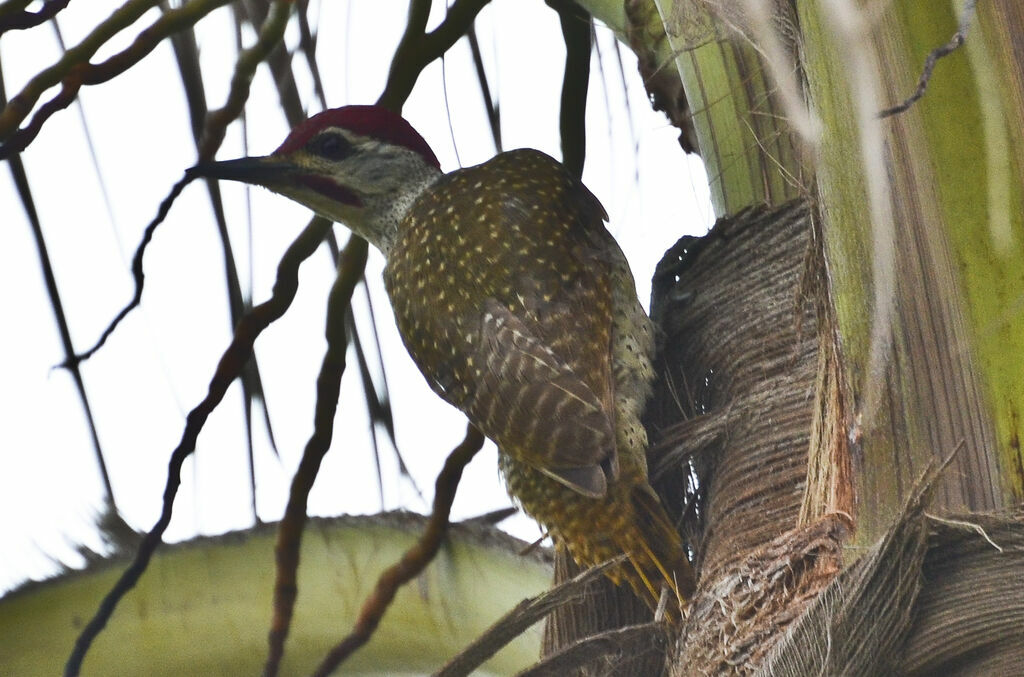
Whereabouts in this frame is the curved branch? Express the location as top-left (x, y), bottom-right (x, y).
top-left (436, 557), bottom-right (623, 677)
top-left (63, 172), bottom-right (195, 366)
top-left (0, 0), bottom-right (71, 34)
top-left (0, 0), bottom-right (235, 156)
top-left (198, 0), bottom-right (293, 159)
top-left (1, 0), bottom-right (158, 140)
top-left (378, 0), bottom-right (492, 112)
top-left (312, 425), bottom-right (486, 677)
top-left (877, 0), bottom-right (975, 118)
top-left (61, 0), bottom-right (293, 365)
top-left (63, 216), bottom-right (332, 677)
top-left (0, 0), bottom-right (291, 159)
top-left (263, 236), bottom-right (369, 677)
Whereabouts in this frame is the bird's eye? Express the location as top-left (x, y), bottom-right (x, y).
top-left (309, 133), bottom-right (353, 160)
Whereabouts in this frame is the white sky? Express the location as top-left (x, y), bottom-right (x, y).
top-left (0, 0), bottom-right (712, 594)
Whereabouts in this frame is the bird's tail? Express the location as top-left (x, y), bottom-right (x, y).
top-left (500, 454), bottom-right (694, 620)
top-left (614, 486), bottom-right (696, 619)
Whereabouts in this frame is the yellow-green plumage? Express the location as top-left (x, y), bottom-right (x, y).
top-left (385, 149), bottom-right (693, 609)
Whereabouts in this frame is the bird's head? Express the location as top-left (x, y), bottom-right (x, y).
top-left (191, 105), bottom-right (442, 254)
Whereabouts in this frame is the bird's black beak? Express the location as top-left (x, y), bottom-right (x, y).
top-left (187, 155), bottom-right (297, 186)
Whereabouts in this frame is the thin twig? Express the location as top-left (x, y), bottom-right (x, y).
top-left (63, 216), bottom-right (332, 677)
top-left (346, 305), bottom-right (388, 508)
top-left (263, 236), bottom-right (369, 677)
top-left (460, 506), bottom-right (519, 526)
top-left (514, 622), bottom-right (669, 677)
top-left (361, 282), bottom-right (421, 499)
top-left (5, 125), bottom-right (115, 507)
top-left (878, 0), bottom-right (976, 118)
top-left (925, 514), bottom-right (1004, 553)
top-left (435, 557), bottom-right (624, 677)
top-left (181, 1), bottom-right (278, 521)
top-left (62, 0), bottom-right (293, 365)
top-left (466, 25), bottom-right (502, 152)
top-left (0, 0), bottom-right (70, 34)
top-left (312, 425), bottom-right (486, 677)
top-left (0, 0), bottom-right (233, 155)
top-left (63, 172), bottom-right (195, 366)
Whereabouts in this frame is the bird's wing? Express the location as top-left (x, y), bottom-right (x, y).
top-left (384, 149), bottom-right (625, 497)
top-left (480, 149), bottom-right (618, 403)
top-left (467, 299), bottom-right (616, 498)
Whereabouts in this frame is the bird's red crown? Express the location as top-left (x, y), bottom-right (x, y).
top-left (274, 105), bottom-right (440, 169)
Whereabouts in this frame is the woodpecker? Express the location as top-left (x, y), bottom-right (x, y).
top-left (192, 105), bottom-right (696, 611)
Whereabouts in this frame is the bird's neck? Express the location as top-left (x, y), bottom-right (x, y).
top-left (359, 166), bottom-right (444, 258)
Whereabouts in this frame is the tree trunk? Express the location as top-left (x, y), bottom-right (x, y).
top-left (544, 1), bottom-right (1024, 674)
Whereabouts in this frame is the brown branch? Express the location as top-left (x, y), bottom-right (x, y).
top-left (878, 0), bottom-right (976, 118)
top-left (378, 0), bottom-right (492, 112)
top-left (2, 71), bottom-right (115, 509)
top-left (262, 235), bottom-right (369, 677)
top-left (546, 0), bottom-right (592, 180)
top-left (0, 0), bottom-right (232, 156)
top-left (435, 556), bottom-right (624, 677)
top-left (0, 0), bottom-right (291, 158)
top-left (515, 622), bottom-right (669, 676)
top-left (0, 67), bottom-right (81, 158)
top-left (165, 5), bottom-right (277, 519)
top-left (56, 5), bottom-right (300, 671)
top-left (198, 0), bottom-right (293, 159)
top-left (312, 424), bottom-right (487, 677)
top-left (62, 172), bottom-right (195, 366)
top-left (60, 0), bottom-right (292, 365)
top-left (0, 0), bottom-right (71, 34)
top-left (63, 215), bottom-right (332, 677)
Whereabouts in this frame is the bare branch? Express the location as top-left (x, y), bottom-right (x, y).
top-left (63, 215), bottom-right (332, 677)
top-left (0, 0), bottom-right (71, 34)
top-left (435, 557), bottom-right (624, 677)
top-left (312, 425), bottom-right (486, 677)
top-left (262, 236), bottom-right (369, 677)
top-left (878, 0), bottom-right (976, 118)
top-left (60, 0), bottom-right (293, 365)
top-left (1, 0), bottom-right (231, 156)
top-left (378, 0), bottom-right (492, 112)
top-left (515, 622), bottom-right (669, 677)
top-left (62, 172), bottom-right (196, 366)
